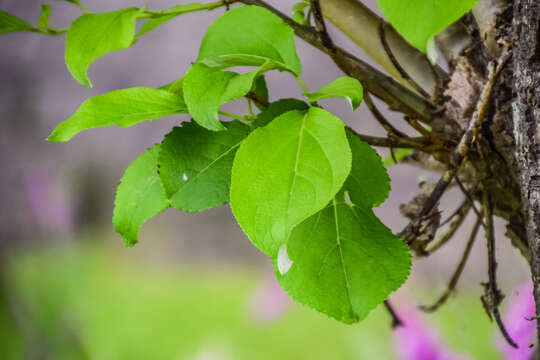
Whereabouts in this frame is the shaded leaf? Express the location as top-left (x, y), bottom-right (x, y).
top-left (159, 120), bottom-right (249, 212)
top-left (0, 10), bottom-right (33, 34)
top-left (253, 98), bottom-right (308, 128)
top-left (276, 198), bottom-right (411, 323)
top-left (251, 75), bottom-right (269, 111)
top-left (344, 129), bottom-right (390, 208)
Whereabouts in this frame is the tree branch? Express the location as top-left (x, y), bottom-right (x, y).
top-left (513, 0), bottom-right (540, 347)
top-left (383, 300), bottom-right (403, 328)
top-left (318, 0), bottom-right (444, 96)
top-left (481, 191), bottom-right (518, 348)
top-left (237, 0), bottom-right (434, 122)
top-left (419, 217), bottom-right (481, 312)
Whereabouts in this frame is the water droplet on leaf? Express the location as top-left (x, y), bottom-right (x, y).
top-left (277, 244), bottom-right (293, 275)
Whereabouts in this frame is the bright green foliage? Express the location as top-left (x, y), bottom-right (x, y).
top-left (276, 198), bottom-right (411, 323)
top-left (254, 98), bottom-right (308, 128)
top-left (344, 130), bottom-right (390, 208)
top-left (138, 3), bottom-right (209, 37)
top-left (231, 107), bottom-right (351, 257)
top-left (377, 0), bottom-right (480, 52)
top-left (113, 145), bottom-right (170, 247)
top-left (158, 120), bottom-right (249, 212)
top-left (306, 77), bottom-right (364, 110)
top-left (291, 1), bottom-right (309, 24)
top-left (48, 87), bottom-right (186, 142)
top-left (383, 148), bottom-right (413, 166)
top-left (183, 63), bottom-right (267, 131)
top-left (65, 7), bottom-right (144, 87)
top-left (275, 130), bottom-right (408, 323)
top-left (197, 6), bottom-right (302, 75)
top-left (10, 1), bottom-right (416, 326)
top-left (37, 4), bottom-right (51, 29)
top-left (0, 10), bottom-right (33, 34)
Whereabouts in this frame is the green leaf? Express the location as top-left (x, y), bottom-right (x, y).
top-left (276, 198), bottom-right (411, 323)
top-left (183, 63), bottom-right (267, 131)
top-left (344, 130), bottom-right (390, 208)
top-left (65, 7), bottom-right (144, 87)
top-left (0, 10), bottom-right (33, 34)
top-left (377, 0), bottom-right (480, 52)
top-left (292, 1), bottom-right (309, 24)
top-left (251, 75), bottom-right (269, 111)
top-left (292, 1), bottom-right (309, 12)
top-left (382, 148), bottom-right (413, 166)
top-left (306, 77), bottom-right (364, 110)
top-left (158, 120), bottom-right (249, 212)
top-left (159, 77), bottom-right (184, 95)
top-left (138, 3), bottom-right (208, 37)
top-left (197, 6), bottom-right (302, 75)
top-left (48, 87), bottom-right (187, 142)
top-left (113, 145), bottom-right (170, 247)
top-left (37, 3), bottom-right (52, 29)
top-left (292, 10), bottom-right (305, 24)
top-left (231, 107), bottom-right (351, 257)
top-left (253, 98), bottom-right (308, 128)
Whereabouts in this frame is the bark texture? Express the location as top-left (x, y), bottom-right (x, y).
top-left (513, 0), bottom-right (540, 345)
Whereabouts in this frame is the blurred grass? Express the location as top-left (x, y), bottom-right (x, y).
top-left (1, 238), bottom-right (502, 359)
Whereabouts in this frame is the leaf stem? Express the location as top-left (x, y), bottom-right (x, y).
top-left (218, 110), bottom-right (252, 125)
top-left (142, 0), bottom-right (232, 19)
top-left (30, 27), bottom-right (68, 36)
top-left (296, 76), bottom-right (310, 95)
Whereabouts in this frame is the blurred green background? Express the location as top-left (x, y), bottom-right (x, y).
top-left (1, 233), bottom-right (502, 359)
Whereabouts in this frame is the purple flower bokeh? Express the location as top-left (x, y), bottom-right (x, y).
top-left (393, 304), bottom-right (470, 360)
top-left (497, 283), bottom-right (536, 360)
top-left (248, 274), bottom-right (291, 324)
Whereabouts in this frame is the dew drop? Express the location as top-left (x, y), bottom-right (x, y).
top-left (182, 173), bottom-right (188, 181)
top-left (344, 191), bottom-right (352, 205)
top-left (277, 244), bottom-right (293, 275)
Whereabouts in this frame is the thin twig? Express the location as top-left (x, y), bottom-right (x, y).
top-left (399, 51), bottom-right (510, 244)
top-left (245, 92), bottom-right (269, 108)
top-left (378, 19), bottom-right (431, 99)
top-left (346, 127), bottom-right (432, 151)
top-left (439, 199), bottom-right (469, 227)
top-left (481, 191), bottom-right (518, 348)
top-left (383, 300), bottom-right (403, 328)
top-left (455, 177), bottom-right (485, 227)
top-left (310, 0), bottom-right (336, 53)
top-left (424, 201), bottom-right (471, 254)
top-left (363, 90), bottom-right (407, 138)
top-left (419, 218), bottom-right (482, 312)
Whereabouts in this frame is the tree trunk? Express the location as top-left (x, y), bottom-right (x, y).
top-left (512, 0), bottom-right (540, 345)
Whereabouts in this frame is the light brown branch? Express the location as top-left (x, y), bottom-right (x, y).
top-left (237, 0), bottom-right (434, 122)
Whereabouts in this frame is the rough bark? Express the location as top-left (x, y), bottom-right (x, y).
top-left (513, 0), bottom-right (540, 345)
